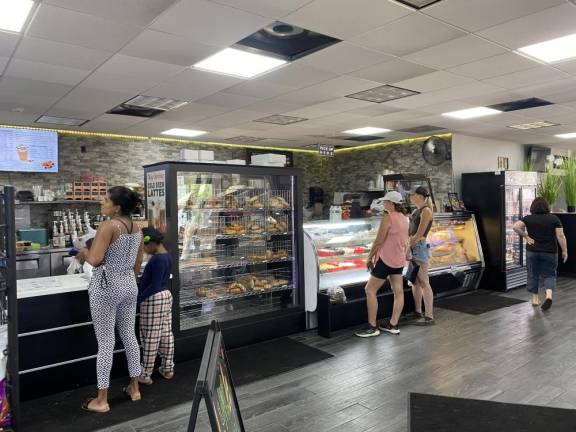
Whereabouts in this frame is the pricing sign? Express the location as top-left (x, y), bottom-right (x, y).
top-left (318, 144), bottom-right (335, 157)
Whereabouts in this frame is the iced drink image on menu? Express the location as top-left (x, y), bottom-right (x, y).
top-left (16, 145), bottom-right (29, 161)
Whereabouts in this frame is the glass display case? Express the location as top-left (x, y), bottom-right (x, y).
top-left (144, 162), bottom-right (303, 335)
top-left (303, 213), bottom-right (484, 320)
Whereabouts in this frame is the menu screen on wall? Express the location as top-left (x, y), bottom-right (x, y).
top-left (0, 127), bottom-right (58, 173)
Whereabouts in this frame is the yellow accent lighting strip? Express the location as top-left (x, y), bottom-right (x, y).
top-left (335, 133), bottom-right (453, 153)
top-left (0, 124), bottom-right (317, 154)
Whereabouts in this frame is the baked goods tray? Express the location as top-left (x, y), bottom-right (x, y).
top-left (179, 284), bottom-right (294, 306)
top-left (180, 256), bottom-right (293, 273)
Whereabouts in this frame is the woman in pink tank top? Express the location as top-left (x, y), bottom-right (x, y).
top-left (356, 191), bottom-right (409, 338)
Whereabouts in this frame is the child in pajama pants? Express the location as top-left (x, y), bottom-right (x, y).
top-left (138, 228), bottom-right (175, 385)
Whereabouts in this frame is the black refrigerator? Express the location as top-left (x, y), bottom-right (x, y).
top-left (462, 171), bottom-right (538, 291)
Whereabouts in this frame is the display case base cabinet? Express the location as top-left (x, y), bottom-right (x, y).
top-left (17, 289), bottom-right (305, 401)
top-left (556, 214), bottom-right (576, 277)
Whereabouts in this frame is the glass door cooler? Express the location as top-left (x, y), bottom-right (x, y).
top-left (144, 162), bottom-right (304, 355)
top-left (462, 171), bottom-right (537, 291)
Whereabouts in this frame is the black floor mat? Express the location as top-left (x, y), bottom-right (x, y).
top-left (21, 337), bottom-right (332, 432)
top-left (436, 291), bottom-right (526, 315)
top-left (410, 393), bottom-right (576, 431)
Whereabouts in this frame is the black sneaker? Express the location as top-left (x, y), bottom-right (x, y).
top-left (379, 321), bottom-right (400, 335)
top-left (541, 298), bottom-right (553, 311)
top-left (355, 325), bottom-right (380, 338)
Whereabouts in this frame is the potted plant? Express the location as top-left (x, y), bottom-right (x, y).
top-left (537, 168), bottom-right (562, 209)
top-left (563, 156), bottom-right (576, 213)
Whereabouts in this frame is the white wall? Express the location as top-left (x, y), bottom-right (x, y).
top-left (451, 133), bottom-right (525, 194)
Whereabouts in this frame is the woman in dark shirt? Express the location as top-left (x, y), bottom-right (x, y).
top-left (513, 197), bottom-right (568, 310)
top-left (138, 228), bottom-right (174, 385)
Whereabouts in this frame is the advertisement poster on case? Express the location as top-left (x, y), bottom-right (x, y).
top-left (147, 170), bottom-right (167, 233)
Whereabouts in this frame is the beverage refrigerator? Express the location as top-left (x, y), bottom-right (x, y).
top-left (462, 171), bottom-right (538, 291)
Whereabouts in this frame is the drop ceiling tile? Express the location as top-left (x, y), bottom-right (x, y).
top-left (209, 0), bottom-right (314, 18)
top-left (84, 113), bottom-right (147, 132)
top-left (394, 71), bottom-right (475, 92)
top-left (296, 42), bottom-right (393, 75)
top-left (15, 37), bottom-right (112, 70)
top-left (195, 110), bottom-right (268, 129)
top-left (484, 67), bottom-right (571, 90)
top-left (419, 101), bottom-right (475, 115)
top-left (284, 98), bottom-right (372, 119)
top-left (459, 90), bottom-right (525, 107)
top-left (283, 0), bottom-right (412, 40)
top-left (121, 119), bottom-right (198, 135)
top-left (29, 5), bottom-right (143, 52)
top-left (49, 87), bottom-right (136, 119)
top-left (79, 72), bottom-right (164, 94)
top-left (225, 81), bottom-right (294, 99)
top-left (0, 77), bottom-right (74, 112)
top-left (519, 104), bottom-right (576, 121)
top-left (195, 92), bottom-right (263, 109)
top-left (555, 59), bottom-right (576, 75)
top-left (4, 59), bottom-right (91, 86)
top-left (121, 30), bottom-right (221, 67)
top-left (511, 78), bottom-right (576, 102)
top-left (350, 59), bottom-right (436, 84)
top-left (344, 105), bottom-right (404, 117)
top-left (157, 102), bottom-right (231, 122)
top-left (258, 63), bottom-right (337, 90)
top-left (447, 53), bottom-right (538, 81)
top-left (352, 13), bottom-right (465, 56)
top-left (43, 0), bottom-right (179, 26)
top-left (424, 0), bottom-right (565, 32)
top-left (403, 35), bottom-right (507, 69)
top-left (0, 32), bottom-right (20, 58)
top-left (151, 0), bottom-right (269, 46)
top-left (242, 99), bottom-right (304, 114)
top-left (0, 57), bottom-right (8, 72)
top-left (478, 4), bottom-right (576, 49)
top-left (146, 69), bottom-right (242, 101)
top-left (0, 110), bottom-right (44, 126)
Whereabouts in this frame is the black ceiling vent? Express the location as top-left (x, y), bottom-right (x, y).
top-left (489, 97), bottom-right (553, 113)
top-left (394, 0), bottom-right (444, 9)
top-left (107, 104), bottom-right (163, 118)
top-left (345, 135), bottom-right (386, 142)
top-left (236, 21), bottom-right (341, 61)
top-left (398, 125), bottom-right (446, 134)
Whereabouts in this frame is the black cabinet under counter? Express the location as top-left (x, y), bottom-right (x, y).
top-left (555, 213), bottom-right (576, 277)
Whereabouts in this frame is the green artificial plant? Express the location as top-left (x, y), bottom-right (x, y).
top-left (537, 168), bottom-right (562, 208)
top-left (563, 156), bottom-right (576, 211)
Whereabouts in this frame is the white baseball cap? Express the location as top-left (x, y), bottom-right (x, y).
top-left (383, 191), bottom-right (403, 204)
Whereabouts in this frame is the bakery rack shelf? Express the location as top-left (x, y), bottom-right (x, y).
top-left (180, 284), bottom-right (294, 306)
top-left (181, 257), bottom-right (293, 273)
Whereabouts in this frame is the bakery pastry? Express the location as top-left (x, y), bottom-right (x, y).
top-left (269, 196), bottom-right (290, 209)
top-left (196, 287), bottom-right (208, 297)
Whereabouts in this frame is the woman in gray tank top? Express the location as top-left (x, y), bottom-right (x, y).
top-left (409, 187), bottom-right (435, 326)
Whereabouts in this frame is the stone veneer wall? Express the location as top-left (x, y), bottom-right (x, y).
top-left (1, 134), bottom-right (453, 215)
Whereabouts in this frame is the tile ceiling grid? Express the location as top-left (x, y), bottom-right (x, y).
top-left (0, 0), bottom-right (575, 147)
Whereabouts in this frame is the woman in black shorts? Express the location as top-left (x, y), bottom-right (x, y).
top-left (356, 191), bottom-right (409, 337)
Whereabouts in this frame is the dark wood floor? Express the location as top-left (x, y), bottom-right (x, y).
top-left (98, 278), bottom-right (576, 432)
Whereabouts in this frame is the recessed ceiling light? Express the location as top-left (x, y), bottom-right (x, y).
top-left (0, 0), bottom-right (34, 32)
top-left (254, 114), bottom-right (308, 125)
top-left (161, 128), bottom-right (207, 138)
top-left (193, 47), bottom-right (287, 79)
top-left (442, 107), bottom-right (502, 119)
top-left (508, 121), bottom-right (559, 130)
top-left (518, 33), bottom-right (576, 63)
top-left (555, 132), bottom-right (576, 139)
top-left (35, 115), bottom-right (88, 126)
top-left (346, 85), bottom-right (419, 103)
top-left (343, 127), bottom-right (391, 136)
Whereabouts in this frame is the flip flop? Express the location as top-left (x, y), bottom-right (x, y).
top-left (122, 387), bottom-right (141, 402)
top-left (159, 369), bottom-right (174, 380)
top-left (138, 377), bottom-right (153, 385)
top-left (81, 398), bottom-right (110, 413)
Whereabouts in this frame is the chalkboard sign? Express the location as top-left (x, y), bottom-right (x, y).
top-left (188, 321), bottom-right (245, 432)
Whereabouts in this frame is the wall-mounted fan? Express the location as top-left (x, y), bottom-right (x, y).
top-left (422, 136), bottom-right (450, 166)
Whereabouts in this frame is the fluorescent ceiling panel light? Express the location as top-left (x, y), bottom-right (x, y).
top-left (161, 128), bottom-right (207, 138)
top-left (35, 115), bottom-right (88, 126)
top-left (518, 33), bottom-right (576, 63)
top-left (193, 47), bottom-right (287, 79)
top-left (555, 132), bottom-right (576, 139)
top-left (343, 127), bottom-right (391, 136)
top-left (443, 107), bottom-right (502, 119)
top-left (508, 121), bottom-right (559, 130)
top-left (0, 0), bottom-right (34, 32)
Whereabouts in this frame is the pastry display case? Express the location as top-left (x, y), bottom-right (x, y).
top-left (303, 213), bottom-right (484, 325)
top-left (144, 162), bottom-right (303, 337)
